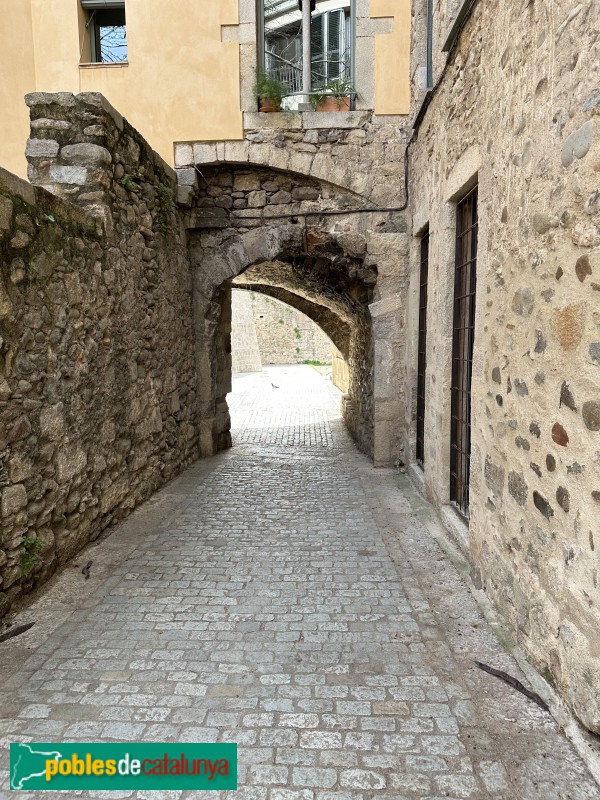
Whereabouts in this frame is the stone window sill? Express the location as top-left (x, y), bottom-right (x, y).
top-left (243, 110), bottom-right (370, 131)
top-left (408, 463), bottom-right (425, 496)
top-left (440, 503), bottom-right (470, 552)
top-left (79, 62), bottom-right (129, 69)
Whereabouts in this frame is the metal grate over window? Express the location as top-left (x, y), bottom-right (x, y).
top-left (450, 186), bottom-right (478, 516)
top-left (416, 231), bottom-right (429, 468)
top-left (259, 0), bottom-right (353, 106)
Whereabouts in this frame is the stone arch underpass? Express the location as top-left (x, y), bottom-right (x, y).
top-left (1, 92), bottom-right (408, 616)
top-left (180, 159), bottom-right (409, 464)
top-left (187, 207), bottom-right (377, 460)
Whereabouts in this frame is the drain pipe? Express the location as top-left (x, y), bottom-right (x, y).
top-left (301, 0), bottom-right (312, 108)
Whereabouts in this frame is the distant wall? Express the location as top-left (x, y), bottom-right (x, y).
top-left (0, 92), bottom-right (199, 617)
top-left (231, 290), bottom-right (262, 374)
top-left (246, 291), bottom-right (333, 366)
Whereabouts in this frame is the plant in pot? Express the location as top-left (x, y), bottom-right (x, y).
top-left (313, 78), bottom-right (355, 112)
top-left (254, 70), bottom-right (286, 112)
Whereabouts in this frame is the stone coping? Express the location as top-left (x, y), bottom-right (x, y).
top-left (0, 165), bottom-right (98, 234)
top-left (243, 110), bottom-right (371, 130)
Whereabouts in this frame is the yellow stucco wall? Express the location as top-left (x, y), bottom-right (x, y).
top-left (371, 0), bottom-right (411, 115)
top-left (0, 0), bottom-right (36, 178)
top-left (0, 0), bottom-right (411, 178)
top-left (78, 0), bottom-right (243, 162)
top-left (1, 0), bottom-right (243, 176)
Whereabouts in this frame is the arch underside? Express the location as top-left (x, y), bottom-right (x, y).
top-left (233, 282), bottom-right (350, 360)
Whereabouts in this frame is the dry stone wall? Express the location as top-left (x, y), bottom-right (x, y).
top-left (407, 0), bottom-right (600, 733)
top-left (0, 93), bottom-right (199, 617)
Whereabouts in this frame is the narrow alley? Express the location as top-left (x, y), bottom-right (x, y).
top-left (0, 366), bottom-right (598, 799)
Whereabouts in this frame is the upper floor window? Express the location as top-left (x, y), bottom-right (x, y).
top-left (258, 0), bottom-right (354, 110)
top-left (81, 0), bottom-right (127, 64)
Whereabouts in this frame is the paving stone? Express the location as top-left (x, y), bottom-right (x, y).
top-left (0, 366), bottom-right (598, 799)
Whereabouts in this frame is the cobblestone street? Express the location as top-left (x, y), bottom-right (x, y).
top-left (0, 365), bottom-right (598, 799)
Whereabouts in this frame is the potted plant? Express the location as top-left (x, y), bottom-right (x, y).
top-left (313, 78), bottom-right (355, 112)
top-left (254, 70), bottom-right (286, 112)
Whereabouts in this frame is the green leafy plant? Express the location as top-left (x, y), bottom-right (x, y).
top-left (118, 173), bottom-right (141, 193)
top-left (19, 534), bottom-right (44, 577)
top-left (253, 69), bottom-right (286, 111)
top-left (303, 359), bottom-right (332, 366)
top-left (312, 78), bottom-right (355, 110)
top-left (118, 166), bottom-right (147, 193)
top-left (156, 183), bottom-right (176, 234)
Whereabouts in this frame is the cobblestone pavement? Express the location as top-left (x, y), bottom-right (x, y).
top-left (1, 365), bottom-right (599, 799)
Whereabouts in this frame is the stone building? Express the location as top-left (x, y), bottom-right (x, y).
top-left (0, 0), bottom-right (599, 735)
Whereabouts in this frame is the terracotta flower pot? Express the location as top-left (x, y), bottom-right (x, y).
top-left (259, 96), bottom-right (282, 112)
top-left (315, 96), bottom-right (351, 112)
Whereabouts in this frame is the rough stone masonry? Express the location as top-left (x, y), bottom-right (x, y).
top-left (0, 93), bottom-right (199, 618)
top-left (406, 0), bottom-right (600, 734)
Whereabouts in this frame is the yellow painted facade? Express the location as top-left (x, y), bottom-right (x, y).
top-left (371, 0), bottom-right (411, 116)
top-left (0, 0), bottom-right (411, 178)
top-left (1, 1), bottom-right (36, 179)
top-left (1, 0), bottom-right (243, 177)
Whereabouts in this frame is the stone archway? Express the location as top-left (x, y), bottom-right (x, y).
top-left (189, 220), bottom-right (376, 459)
top-left (181, 160), bottom-right (408, 467)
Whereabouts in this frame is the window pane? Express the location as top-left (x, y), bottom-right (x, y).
top-left (90, 7), bottom-right (127, 63)
top-left (450, 187), bottom-right (478, 516)
top-left (260, 0), bottom-right (352, 105)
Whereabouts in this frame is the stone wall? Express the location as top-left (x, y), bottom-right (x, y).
top-left (406, 0), bottom-right (600, 733)
top-left (239, 290), bottom-right (333, 366)
top-left (0, 93), bottom-right (199, 617)
top-left (179, 113), bottom-right (411, 466)
top-left (176, 111), bottom-right (409, 209)
top-left (332, 346), bottom-right (350, 394)
top-left (231, 290), bottom-right (262, 374)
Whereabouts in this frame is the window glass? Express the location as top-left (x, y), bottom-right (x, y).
top-left (261, 0), bottom-right (352, 108)
top-left (86, 5), bottom-right (127, 63)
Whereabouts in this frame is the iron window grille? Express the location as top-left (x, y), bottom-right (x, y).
top-left (259, 0), bottom-right (353, 104)
top-left (450, 186), bottom-right (478, 516)
top-left (416, 230), bottom-right (429, 468)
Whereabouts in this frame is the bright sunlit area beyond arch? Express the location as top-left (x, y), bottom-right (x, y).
top-left (228, 288), bottom-right (347, 445)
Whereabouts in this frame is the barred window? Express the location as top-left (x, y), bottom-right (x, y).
top-left (259, 0), bottom-right (353, 108)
